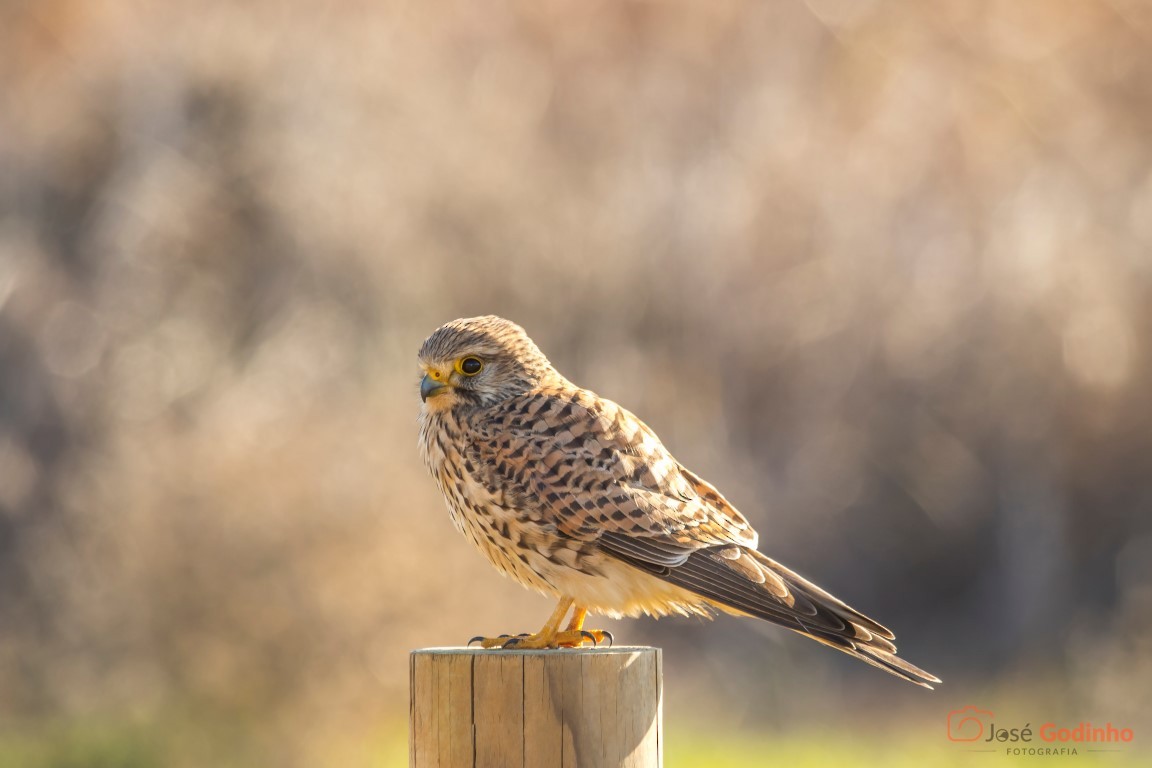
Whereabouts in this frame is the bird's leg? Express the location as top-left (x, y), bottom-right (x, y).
top-left (558, 605), bottom-right (613, 648)
top-left (470, 597), bottom-right (572, 649)
top-left (469, 597), bottom-right (610, 649)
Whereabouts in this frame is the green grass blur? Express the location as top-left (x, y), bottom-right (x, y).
top-left (666, 729), bottom-right (1151, 768)
top-left (3, 717), bottom-right (1147, 768)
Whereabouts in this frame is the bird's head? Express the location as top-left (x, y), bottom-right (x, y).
top-left (417, 315), bottom-right (556, 412)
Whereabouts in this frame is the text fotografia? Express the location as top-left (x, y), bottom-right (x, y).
top-left (1004, 747), bottom-right (1080, 757)
top-left (983, 722), bottom-right (1134, 744)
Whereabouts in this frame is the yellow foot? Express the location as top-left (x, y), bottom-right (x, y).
top-left (466, 598), bottom-right (614, 649)
top-left (468, 629), bottom-right (613, 649)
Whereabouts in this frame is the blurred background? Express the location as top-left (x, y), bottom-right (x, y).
top-left (2, 0), bottom-right (1151, 765)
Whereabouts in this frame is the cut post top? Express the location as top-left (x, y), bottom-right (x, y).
top-left (412, 645), bottom-right (654, 656)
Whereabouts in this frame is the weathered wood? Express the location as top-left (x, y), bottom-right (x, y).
top-left (410, 647), bottom-right (662, 768)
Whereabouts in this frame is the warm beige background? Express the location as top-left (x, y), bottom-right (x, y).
top-left (1, 1), bottom-right (1150, 765)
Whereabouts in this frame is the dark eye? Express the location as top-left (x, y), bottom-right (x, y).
top-left (457, 357), bottom-right (483, 376)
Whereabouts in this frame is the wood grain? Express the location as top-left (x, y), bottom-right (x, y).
top-left (410, 647), bottom-right (662, 768)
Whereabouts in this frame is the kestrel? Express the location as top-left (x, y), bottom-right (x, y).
top-left (417, 315), bottom-right (939, 688)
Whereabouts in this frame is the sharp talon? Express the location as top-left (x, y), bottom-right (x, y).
top-left (517, 633), bottom-right (531, 637)
top-left (468, 636), bottom-right (485, 647)
top-left (601, 631), bottom-right (614, 648)
top-left (580, 630), bottom-right (598, 646)
top-left (501, 637), bottom-right (521, 649)
top-left (497, 634), bottom-right (512, 639)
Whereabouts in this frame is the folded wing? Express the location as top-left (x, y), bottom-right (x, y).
top-left (471, 386), bottom-right (940, 688)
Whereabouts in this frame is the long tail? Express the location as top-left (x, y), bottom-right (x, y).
top-left (613, 539), bottom-right (941, 688)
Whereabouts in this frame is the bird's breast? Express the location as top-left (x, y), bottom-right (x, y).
top-left (420, 411), bottom-right (560, 595)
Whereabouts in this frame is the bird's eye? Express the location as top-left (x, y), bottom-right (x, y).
top-left (456, 357), bottom-right (483, 376)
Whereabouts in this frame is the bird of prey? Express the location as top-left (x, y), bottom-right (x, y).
top-left (417, 315), bottom-right (939, 688)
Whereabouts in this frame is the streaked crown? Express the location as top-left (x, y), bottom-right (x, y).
top-left (418, 315), bottom-right (557, 408)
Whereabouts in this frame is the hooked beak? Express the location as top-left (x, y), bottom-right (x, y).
top-left (420, 372), bottom-right (449, 402)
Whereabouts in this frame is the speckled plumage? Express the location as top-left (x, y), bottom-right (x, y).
top-left (418, 315), bottom-right (939, 688)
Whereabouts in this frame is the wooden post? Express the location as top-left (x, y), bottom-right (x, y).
top-left (410, 646), bottom-right (662, 768)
